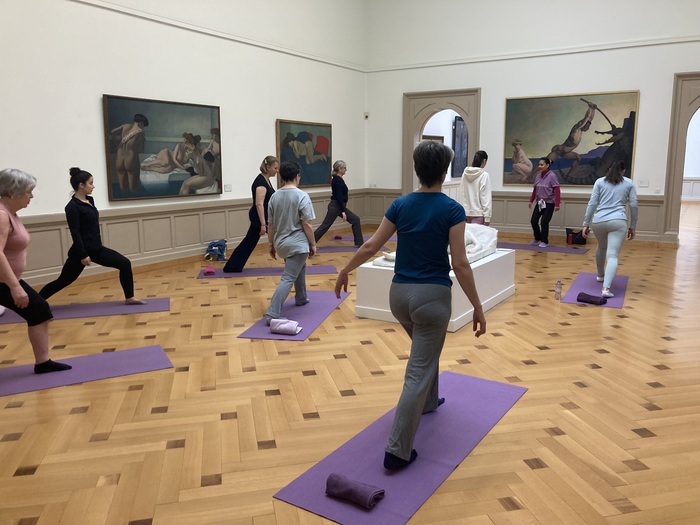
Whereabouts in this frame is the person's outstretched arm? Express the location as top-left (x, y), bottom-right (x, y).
top-left (267, 222), bottom-right (277, 260)
top-left (254, 186), bottom-right (268, 236)
top-left (481, 176), bottom-right (492, 225)
top-left (110, 123), bottom-right (126, 136)
top-left (335, 217), bottom-right (395, 297)
top-left (528, 187), bottom-right (537, 209)
top-left (65, 201), bottom-right (89, 264)
top-left (301, 219), bottom-right (316, 257)
top-left (628, 183), bottom-right (639, 240)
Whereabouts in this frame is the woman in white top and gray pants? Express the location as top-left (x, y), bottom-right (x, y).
top-left (582, 161), bottom-right (638, 298)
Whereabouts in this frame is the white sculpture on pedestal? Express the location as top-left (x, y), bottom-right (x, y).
top-left (372, 223), bottom-right (498, 268)
top-left (461, 223), bottom-right (498, 263)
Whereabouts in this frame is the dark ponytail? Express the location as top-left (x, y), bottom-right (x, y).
top-left (604, 161), bottom-right (625, 185)
top-left (472, 150), bottom-right (488, 167)
top-left (69, 167), bottom-right (92, 191)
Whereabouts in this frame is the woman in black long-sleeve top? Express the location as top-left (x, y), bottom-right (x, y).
top-left (314, 160), bottom-right (364, 247)
top-left (39, 168), bottom-right (144, 304)
top-left (223, 156), bottom-right (278, 272)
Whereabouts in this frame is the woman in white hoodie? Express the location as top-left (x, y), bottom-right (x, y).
top-left (459, 150), bottom-right (492, 225)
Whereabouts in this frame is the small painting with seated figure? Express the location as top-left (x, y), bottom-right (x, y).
top-left (276, 119), bottom-right (332, 187)
top-left (103, 94), bottom-right (222, 201)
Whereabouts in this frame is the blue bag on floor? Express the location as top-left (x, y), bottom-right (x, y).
top-left (205, 239), bottom-right (227, 261)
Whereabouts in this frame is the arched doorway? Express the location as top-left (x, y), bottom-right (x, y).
top-left (402, 89), bottom-right (481, 193)
top-left (682, 108), bottom-right (700, 201)
top-left (665, 72), bottom-right (700, 244)
top-left (421, 109), bottom-right (467, 184)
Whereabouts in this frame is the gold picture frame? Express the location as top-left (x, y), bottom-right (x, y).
top-left (275, 119), bottom-right (332, 187)
top-left (103, 94), bottom-right (222, 200)
top-left (503, 91), bottom-right (639, 185)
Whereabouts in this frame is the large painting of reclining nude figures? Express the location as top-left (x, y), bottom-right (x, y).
top-left (103, 94), bottom-right (222, 201)
top-left (276, 119), bottom-right (332, 187)
top-left (503, 91), bottom-right (639, 186)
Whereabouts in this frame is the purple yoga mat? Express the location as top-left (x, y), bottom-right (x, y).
top-left (497, 241), bottom-right (588, 254)
top-left (0, 297), bottom-right (170, 325)
top-left (316, 246), bottom-right (362, 253)
top-left (317, 245), bottom-right (388, 253)
top-left (561, 272), bottom-right (628, 308)
top-left (238, 290), bottom-right (349, 341)
top-left (197, 265), bottom-right (337, 279)
top-left (319, 235), bottom-right (389, 253)
top-left (274, 371), bottom-right (527, 525)
top-left (332, 235), bottom-right (397, 243)
top-left (0, 345), bottom-right (173, 397)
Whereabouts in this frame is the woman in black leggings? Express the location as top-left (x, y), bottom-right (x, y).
top-left (313, 160), bottom-right (364, 247)
top-left (40, 168), bottom-right (145, 304)
top-left (223, 156), bottom-right (278, 272)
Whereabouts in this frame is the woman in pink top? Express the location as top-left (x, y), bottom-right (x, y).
top-left (528, 157), bottom-right (561, 248)
top-left (0, 169), bottom-right (71, 374)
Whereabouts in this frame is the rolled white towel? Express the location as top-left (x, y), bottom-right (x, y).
top-left (270, 318), bottom-right (302, 335)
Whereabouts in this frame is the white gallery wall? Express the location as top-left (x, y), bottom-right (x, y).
top-left (364, 0), bottom-right (700, 198)
top-left (3, 0), bottom-right (700, 216)
top-left (365, 0), bottom-right (700, 71)
top-left (1, 0), bottom-right (369, 216)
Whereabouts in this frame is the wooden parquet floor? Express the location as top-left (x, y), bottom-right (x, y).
top-left (1, 204), bottom-right (700, 524)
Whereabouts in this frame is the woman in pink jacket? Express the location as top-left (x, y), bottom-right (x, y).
top-left (528, 157), bottom-right (561, 248)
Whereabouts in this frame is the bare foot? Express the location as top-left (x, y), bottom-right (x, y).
top-left (125, 298), bottom-right (147, 305)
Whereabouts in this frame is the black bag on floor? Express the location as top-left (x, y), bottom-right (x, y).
top-left (566, 228), bottom-right (586, 245)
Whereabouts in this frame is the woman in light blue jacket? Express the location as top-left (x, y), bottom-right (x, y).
top-left (582, 161), bottom-right (638, 298)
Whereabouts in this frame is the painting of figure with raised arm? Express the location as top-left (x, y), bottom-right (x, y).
top-left (503, 91), bottom-right (638, 186)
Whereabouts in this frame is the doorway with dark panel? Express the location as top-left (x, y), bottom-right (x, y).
top-left (402, 89), bottom-right (481, 193)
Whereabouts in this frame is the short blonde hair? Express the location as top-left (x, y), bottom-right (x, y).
top-left (260, 155), bottom-right (279, 173)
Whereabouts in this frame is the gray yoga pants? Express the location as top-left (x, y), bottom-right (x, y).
top-left (385, 282), bottom-right (451, 461)
top-left (591, 219), bottom-right (627, 289)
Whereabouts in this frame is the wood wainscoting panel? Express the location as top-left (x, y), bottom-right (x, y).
top-left (104, 220), bottom-right (141, 256)
top-left (143, 217), bottom-right (173, 252)
top-left (174, 213), bottom-right (202, 248)
top-left (202, 210), bottom-right (228, 243)
top-left (25, 227), bottom-right (66, 269)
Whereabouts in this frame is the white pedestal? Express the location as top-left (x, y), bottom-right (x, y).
top-left (355, 249), bottom-right (515, 332)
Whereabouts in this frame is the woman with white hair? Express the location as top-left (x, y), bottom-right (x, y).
top-left (0, 168), bottom-right (71, 374)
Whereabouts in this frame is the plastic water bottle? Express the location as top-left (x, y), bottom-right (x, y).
top-left (555, 280), bottom-right (562, 300)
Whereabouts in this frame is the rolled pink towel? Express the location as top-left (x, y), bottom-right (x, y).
top-left (203, 266), bottom-right (216, 276)
top-left (325, 472), bottom-right (385, 509)
top-left (269, 318), bottom-right (302, 335)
